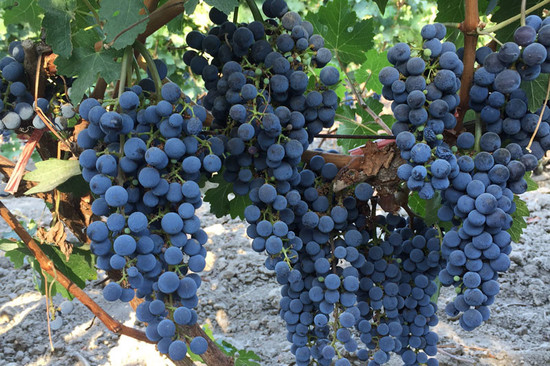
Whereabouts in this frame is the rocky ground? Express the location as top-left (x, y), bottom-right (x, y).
top-left (0, 173), bottom-right (549, 366)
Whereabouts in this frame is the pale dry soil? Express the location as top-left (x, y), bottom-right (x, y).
top-left (0, 174), bottom-right (549, 366)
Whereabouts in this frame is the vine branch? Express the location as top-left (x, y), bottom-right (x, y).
top-left (0, 200), bottom-right (153, 344)
top-left (456, 0), bottom-right (479, 131)
top-left (138, 0), bottom-right (186, 43)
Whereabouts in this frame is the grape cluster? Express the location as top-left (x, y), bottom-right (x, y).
top-left (386, 18), bottom-right (550, 335)
top-left (466, 13), bottom-right (550, 161)
top-left (0, 41), bottom-right (74, 133)
top-left (245, 150), bottom-right (444, 366)
top-left (78, 79), bottom-right (217, 360)
top-left (380, 24), bottom-right (464, 200)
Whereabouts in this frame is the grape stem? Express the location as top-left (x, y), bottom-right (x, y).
top-left (134, 40), bottom-right (162, 99)
top-left (336, 54), bottom-right (393, 135)
top-left (526, 75), bottom-right (550, 152)
top-left (474, 112), bottom-right (482, 153)
top-left (233, 6), bottom-right (239, 23)
top-left (244, 0), bottom-right (264, 23)
top-left (0, 200), bottom-right (154, 344)
top-left (520, 0), bottom-right (527, 27)
top-left (81, 0), bottom-right (101, 27)
top-left (482, 0), bottom-right (550, 33)
top-left (117, 46), bottom-right (132, 102)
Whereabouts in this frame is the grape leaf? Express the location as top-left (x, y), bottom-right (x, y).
top-left (184, 0), bottom-right (199, 14)
top-left (55, 47), bottom-right (121, 104)
top-left (435, 0), bottom-right (489, 41)
top-left (204, 0), bottom-right (238, 14)
top-left (99, 0), bottom-right (149, 50)
top-left (57, 174), bottom-right (90, 197)
top-left (520, 73), bottom-right (549, 113)
top-left (204, 172), bottom-right (251, 220)
top-left (354, 50), bottom-right (388, 94)
top-left (408, 192), bottom-right (452, 232)
top-left (525, 172), bottom-right (538, 192)
top-left (373, 0), bottom-right (388, 14)
top-left (508, 195), bottom-right (529, 242)
top-left (306, 0), bottom-right (374, 65)
top-left (1, 0), bottom-right (43, 31)
top-left (31, 245), bottom-right (97, 300)
top-left (0, 238), bottom-right (19, 252)
top-left (336, 99), bottom-right (394, 153)
top-left (436, 0), bottom-right (489, 22)
top-left (430, 277), bottom-right (441, 304)
top-left (38, 0), bottom-right (76, 58)
top-left (24, 159), bottom-right (82, 195)
top-left (336, 104), bottom-right (385, 153)
top-left (235, 350), bottom-right (261, 366)
top-left (3, 241), bottom-right (31, 268)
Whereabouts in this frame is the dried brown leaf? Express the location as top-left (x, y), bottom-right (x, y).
top-left (36, 220), bottom-right (72, 260)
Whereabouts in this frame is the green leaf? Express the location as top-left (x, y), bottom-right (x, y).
top-left (430, 277), bottom-right (441, 304)
top-left (99, 0), bottom-right (149, 50)
top-left (336, 99), bottom-right (394, 153)
top-left (218, 338), bottom-right (260, 364)
top-left (354, 50), bottom-right (388, 94)
top-left (306, 0), bottom-right (374, 65)
top-left (1, 0), bottom-right (43, 31)
top-left (235, 349), bottom-right (261, 366)
top-left (435, 0), bottom-right (490, 22)
top-left (373, 0), bottom-right (388, 14)
top-left (55, 47), bottom-right (121, 104)
top-left (56, 174), bottom-right (90, 197)
top-left (33, 245), bottom-right (97, 299)
top-left (336, 105), bottom-right (383, 153)
top-left (525, 171), bottom-right (538, 192)
top-left (508, 195), bottom-right (529, 242)
top-left (24, 159), bottom-right (81, 195)
top-left (435, 0), bottom-right (489, 41)
top-left (520, 73), bottom-right (549, 113)
top-left (5, 245), bottom-right (31, 268)
top-left (408, 192), bottom-right (452, 232)
top-left (38, 0), bottom-right (76, 58)
top-left (186, 349), bottom-right (203, 362)
top-left (167, 13), bottom-right (184, 33)
top-left (204, 172), bottom-right (252, 220)
top-left (0, 238), bottom-right (19, 252)
top-left (184, 0), bottom-right (199, 14)
top-left (220, 340), bottom-right (239, 357)
top-left (203, 323), bottom-right (214, 340)
top-left (204, 0), bottom-right (238, 14)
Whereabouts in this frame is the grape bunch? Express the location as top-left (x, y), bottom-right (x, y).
top-left (0, 41), bottom-right (75, 134)
top-left (244, 149), bottom-right (443, 366)
top-left (380, 24), bottom-right (463, 200)
top-left (385, 17), bottom-right (550, 336)
top-left (78, 79), bottom-right (218, 361)
top-left (466, 13), bottom-right (550, 161)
